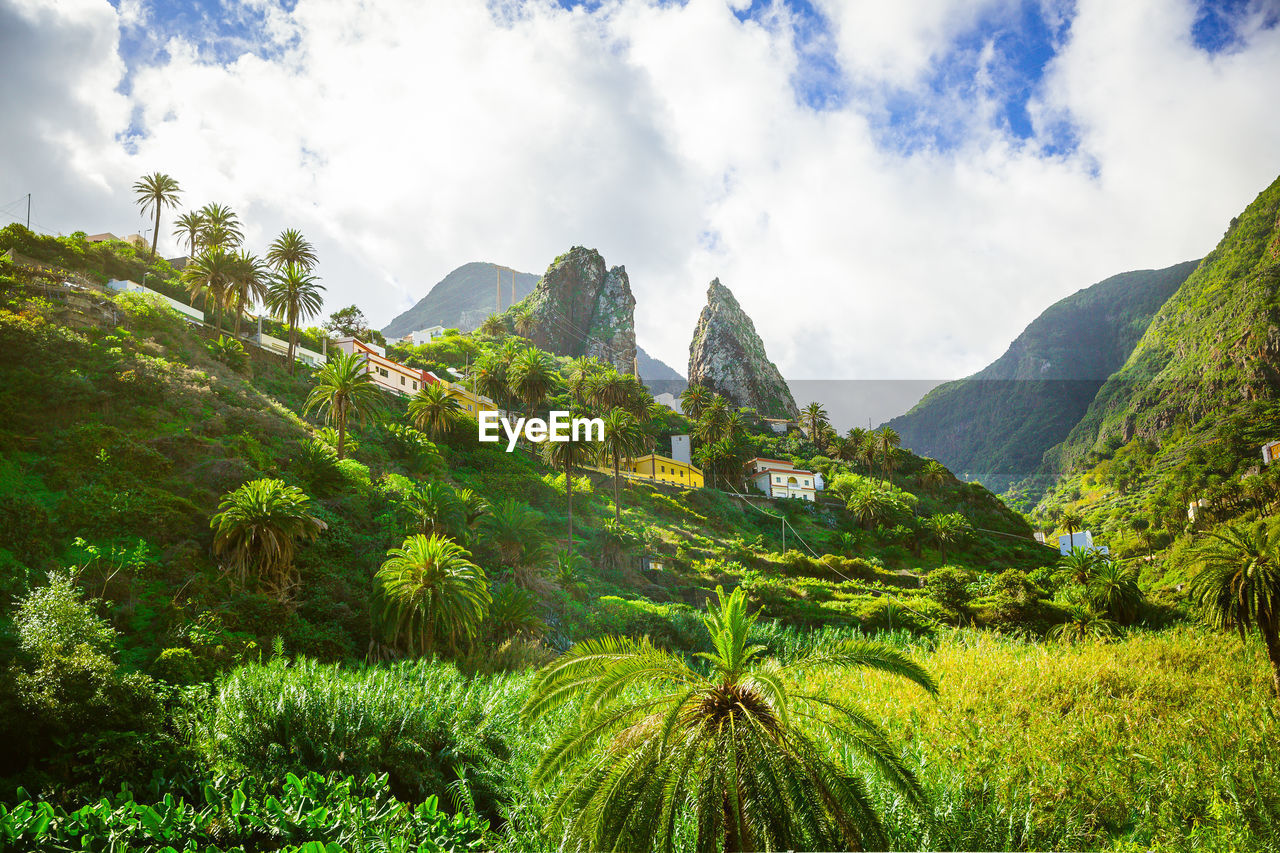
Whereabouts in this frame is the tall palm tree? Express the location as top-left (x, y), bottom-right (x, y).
top-left (695, 394), bottom-right (731, 446)
top-left (680, 384), bottom-right (712, 421)
top-left (377, 534), bottom-right (490, 656)
top-left (599, 408), bottom-right (647, 522)
top-left (478, 315), bottom-right (506, 338)
top-left (588, 370), bottom-right (631, 413)
top-left (265, 263), bottom-right (325, 373)
top-left (876, 426), bottom-right (901, 478)
top-left (408, 382), bottom-right (462, 440)
top-left (266, 228), bottom-right (317, 271)
top-left (522, 585), bottom-right (937, 853)
top-left (198, 203), bottom-right (243, 249)
top-left (923, 512), bottom-right (970, 563)
top-left (1187, 520), bottom-right (1280, 695)
top-left (855, 431), bottom-right (877, 472)
top-left (173, 210), bottom-right (205, 258)
top-left (132, 173), bottom-right (182, 261)
top-left (920, 460), bottom-right (948, 494)
top-left (800, 401), bottom-right (830, 448)
top-left (227, 249), bottom-right (268, 337)
top-left (1060, 510), bottom-right (1085, 546)
top-left (513, 307), bottom-right (536, 337)
top-left (303, 350), bottom-right (384, 459)
top-left (182, 248), bottom-right (235, 331)
top-left (564, 356), bottom-right (604, 405)
top-left (1088, 559), bottom-right (1142, 625)
top-left (508, 346), bottom-right (558, 422)
top-left (543, 434), bottom-right (595, 563)
top-left (210, 478), bottom-right (326, 600)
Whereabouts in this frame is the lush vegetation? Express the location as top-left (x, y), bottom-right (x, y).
top-left (3, 192), bottom-right (1280, 853)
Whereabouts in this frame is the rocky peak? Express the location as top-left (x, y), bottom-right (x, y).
top-left (525, 246), bottom-right (637, 374)
top-left (687, 278), bottom-right (798, 418)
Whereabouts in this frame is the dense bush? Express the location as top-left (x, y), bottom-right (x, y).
top-left (205, 657), bottom-right (522, 817)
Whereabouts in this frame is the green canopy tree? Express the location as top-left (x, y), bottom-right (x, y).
top-left (132, 173), bottom-right (182, 261)
top-left (303, 350), bottom-right (384, 459)
top-left (521, 585), bottom-right (937, 853)
top-left (376, 534), bottom-right (490, 656)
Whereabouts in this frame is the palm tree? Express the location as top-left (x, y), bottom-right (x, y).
top-left (264, 263), bottom-right (325, 373)
top-left (210, 478), bottom-right (326, 600)
top-left (513, 307), bottom-right (536, 337)
top-left (1058, 547), bottom-right (1102, 586)
top-left (456, 488), bottom-right (491, 536)
top-left (377, 534), bottom-right (490, 656)
top-left (876, 426), bottom-right (901, 478)
top-left (1187, 520), bottom-right (1280, 695)
top-left (402, 482), bottom-right (465, 539)
top-left (522, 585), bottom-right (937, 853)
top-left (1088, 559), bottom-right (1142, 625)
top-left (855, 431), bottom-right (877, 472)
top-left (543, 434), bottom-right (594, 563)
top-left (508, 346), bottom-right (557, 422)
top-left (132, 173), bottom-right (182, 261)
top-left (695, 394), bottom-right (732, 446)
top-left (482, 498), bottom-right (546, 567)
top-left (303, 350), bottom-right (384, 459)
top-left (227, 249), bottom-right (268, 337)
top-left (923, 512), bottom-right (970, 563)
top-left (680, 384), bottom-right (712, 421)
top-left (588, 370), bottom-right (631, 412)
top-left (800, 401), bottom-right (830, 449)
top-left (564, 356), bottom-right (604, 405)
top-left (1048, 606), bottom-right (1119, 643)
top-left (197, 203), bottom-right (243, 249)
top-left (1060, 510), bottom-right (1085, 545)
top-left (408, 382), bottom-right (462, 440)
top-left (181, 248), bottom-right (234, 331)
top-left (599, 408), bottom-right (647, 522)
top-left (847, 487), bottom-right (896, 531)
top-left (173, 210), bottom-right (205, 258)
top-left (478, 315), bottom-right (506, 338)
top-left (920, 460), bottom-right (948, 494)
top-left (266, 228), bottom-right (317, 271)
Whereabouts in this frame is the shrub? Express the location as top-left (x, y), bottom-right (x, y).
top-left (925, 566), bottom-right (977, 619)
top-left (205, 657), bottom-right (521, 816)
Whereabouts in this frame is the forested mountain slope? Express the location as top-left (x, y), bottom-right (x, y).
top-left (886, 260), bottom-right (1197, 495)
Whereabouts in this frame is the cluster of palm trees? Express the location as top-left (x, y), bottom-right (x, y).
top-left (679, 384), bottom-right (753, 489)
top-left (1047, 547), bottom-right (1143, 641)
top-left (132, 173), bottom-right (324, 373)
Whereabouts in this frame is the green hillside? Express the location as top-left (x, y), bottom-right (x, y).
top-left (886, 260), bottom-right (1197, 497)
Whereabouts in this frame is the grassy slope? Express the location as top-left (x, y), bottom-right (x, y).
top-left (887, 260), bottom-right (1198, 499)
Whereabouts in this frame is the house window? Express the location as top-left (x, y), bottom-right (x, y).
top-left (775, 476), bottom-right (782, 483)
top-left (400, 376), bottom-right (406, 385)
top-left (378, 367), bottom-right (389, 378)
top-left (803, 479), bottom-right (809, 486)
top-left (412, 381), bottom-right (418, 390)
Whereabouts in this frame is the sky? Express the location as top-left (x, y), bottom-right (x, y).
top-left (2, 0), bottom-right (1279, 395)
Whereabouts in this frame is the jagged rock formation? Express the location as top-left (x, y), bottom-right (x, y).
top-left (687, 278), bottom-right (798, 418)
top-left (523, 246), bottom-right (636, 373)
top-left (885, 260), bottom-right (1199, 494)
top-left (382, 261), bottom-right (540, 337)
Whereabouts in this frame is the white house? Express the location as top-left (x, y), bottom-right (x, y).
top-left (334, 337), bottom-right (427, 395)
top-left (106, 279), bottom-right (203, 324)
top-left (400, 326), bottom-right (446, 346)
top-left (670, 434), bottom-right (691, 465)
top-left (746, 457), bottom-right (817, 502)
top-left (1058, 530), bottom-right (1109, 556)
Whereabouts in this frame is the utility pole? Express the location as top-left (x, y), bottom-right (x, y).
top-left (495, 264), bottom-right (501, 312)
top-left (26, 193), bottom-right (31, 230)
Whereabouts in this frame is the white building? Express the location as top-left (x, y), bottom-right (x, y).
top-left (334, 337), bottom-right (427, 395)
top-left (1058, 530), bottom-right (1109, 556)
top-left (400, 326), bottom-right (446, 346)
top-left (670, 434), bottom-right (691, 465)
top-left (747, 457), bottom-right (817, 502)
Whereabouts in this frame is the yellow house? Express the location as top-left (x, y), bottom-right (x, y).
top-left (628, 454), bottom-right (704, 488)
top-left (429, 374), bottom-right (501, 417)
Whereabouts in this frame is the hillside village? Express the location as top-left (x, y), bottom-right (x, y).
top-left (0, 170), bottom-right (1279, 852)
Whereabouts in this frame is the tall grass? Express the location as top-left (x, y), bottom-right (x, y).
top-left (206, 657), bottom-right (529, 819)
top-left (819, 626), bottom-right (1280, 851)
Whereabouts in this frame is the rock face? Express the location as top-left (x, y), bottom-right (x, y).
top-left (687, 278), bottom-right (798, 418)
top-left (524, 247), bottom-right (636, 374)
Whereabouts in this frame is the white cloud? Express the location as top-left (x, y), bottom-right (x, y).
top-left (2, 0), bottom-right (1279, 418)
